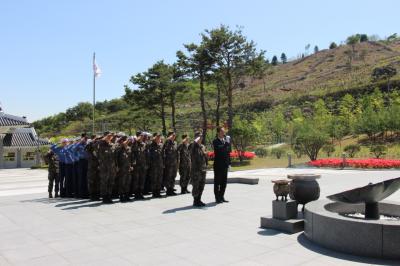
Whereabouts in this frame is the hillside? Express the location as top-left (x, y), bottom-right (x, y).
top-left (34, 40), bottom-right (400, 137)
top-left (234, 40), bottom-right (400, 108)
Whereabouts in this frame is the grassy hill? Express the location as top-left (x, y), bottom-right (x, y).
top-left (34, 40), bottom-right (400, 137)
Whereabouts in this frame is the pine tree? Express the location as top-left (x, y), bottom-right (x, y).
top-left (271, 55), bottom-right (278, 66)
top-left (329, 42), bottom-right (337, 49)
top-left (280, 53), bottom-right (287, 64)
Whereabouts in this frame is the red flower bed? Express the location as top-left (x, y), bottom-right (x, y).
top-left (308, 158), bottom-right (400, 169)
top-left (207, 151), bottom-right (256, 160)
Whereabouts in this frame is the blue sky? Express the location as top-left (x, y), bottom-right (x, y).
top-left (1, 0), bottom-right (399, 121)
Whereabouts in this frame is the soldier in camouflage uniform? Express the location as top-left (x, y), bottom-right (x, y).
top-left (97, 133), bottom-right (117, 204)
top-left (85, 136), bottom-right (100, 201)
top-left (191, 132), bottom-right (208, 207)
top-left (163, 131), bottom-right (179, 196)
top-left (44, 150), bottom-right (59, 198)
top-left (177, 134), bottom-right (191, 194)
top-left (115, 136), bottom-right (134, 202)
top-left (132, 132), bottom-right (148, 200)
top-left (111, 135), bottom-right (120, 198)
top-left (143, 134), bottom-right (152, 195)
top-left (148, 132), bottom-right (164, 198)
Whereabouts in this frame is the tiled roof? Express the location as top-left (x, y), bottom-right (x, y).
top-left (0, 114), bottom-right (29, 127)
top-left (2, 133), bottom-right (49, 147)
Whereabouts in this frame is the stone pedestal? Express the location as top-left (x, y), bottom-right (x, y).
top-left (273, 200), bottom-right (297, 220)
top-left (260, 200), bottom-right (304, 234)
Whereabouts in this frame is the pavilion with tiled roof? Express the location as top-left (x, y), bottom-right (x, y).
top-left (0, 107), bottom-right (50, 168)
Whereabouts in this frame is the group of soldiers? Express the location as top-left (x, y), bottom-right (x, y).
top-left (46, 129), bottom-right (214, 207)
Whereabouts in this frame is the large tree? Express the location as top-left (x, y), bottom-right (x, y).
top-left (177, 42), bottom-right (214, 143)
top-left (203, 25), bottom-right (262, 130)
top-left (124, 61), bottom-right (172, 136)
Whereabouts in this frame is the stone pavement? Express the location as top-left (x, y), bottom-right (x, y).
top-left (0, 168), bottom-right (400, 265)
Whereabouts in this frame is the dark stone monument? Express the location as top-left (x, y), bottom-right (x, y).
top-left (327, 177), bottom-right (400, 219)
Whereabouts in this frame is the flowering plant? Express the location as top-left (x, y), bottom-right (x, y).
top-left (207, 151), bottom-right (256, 160)
top-left (308, 158), bottom-right (400, 169)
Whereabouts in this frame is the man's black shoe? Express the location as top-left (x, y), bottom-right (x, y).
top-left (199, 200), bottom-right (206, 207)
top-left (102, 197), bottom-right (113, 204)
top-left (222, 198), bottom-right (229, 203)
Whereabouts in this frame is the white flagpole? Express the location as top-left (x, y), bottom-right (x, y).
top-left (92, 52), bottom-right (96, 134)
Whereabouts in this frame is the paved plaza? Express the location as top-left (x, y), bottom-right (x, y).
top-left (0, 168), bottom-right (400, 265)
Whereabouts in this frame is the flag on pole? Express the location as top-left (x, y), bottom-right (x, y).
top-left (93, 57), bottom-right (102, 77)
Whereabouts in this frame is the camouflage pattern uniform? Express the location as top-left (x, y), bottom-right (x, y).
top-left (116, 143), bottom-right (133, 198)
top-left (85, 140), bottom-right (100, 200)
top-left (132, 140), bottom-right (147, 197)
top-left (97, 139), bottom-right (117, 199)
top-left (191, 141), bottom-right (208, 200)
top-left (177, 142), bottom-right (191, 190)
top-left (163, 138), bottom-right (178, 194)
top-left (143, 141), bottom-right (152, 194)
top-left (148, 141), bottom-right (164, 196)
top-left (44, 150), bottom-right (59, 197)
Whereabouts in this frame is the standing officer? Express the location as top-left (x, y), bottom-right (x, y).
top-left (149, 133), bottom-right (164, 198)
top-left (97, 133), bottom-right (117, 204)
top-left (212, 126), bottom-right (231, 203)
top-left (44, 149), bottom-right (59, 198)
top-left (132, 132), bottom-right (148, 200)
top-left (191, 132), bottom-right (208, 207)
top-left (177, 134), bottom-right (191, 194)
top-left (163, 131), bottom-right (178, 196)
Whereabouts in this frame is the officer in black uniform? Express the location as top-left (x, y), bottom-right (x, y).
top-left (212, 126), bottom-right (231, 203)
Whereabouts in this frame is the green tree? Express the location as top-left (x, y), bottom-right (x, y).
top-left (294, 118), bottom-right (330, 161)
top-left (229, 117), bottom-right (258, 162)
top-left (271, 55), bottom-right (278, 66)
top-left (371, 65), bottom-right (397, 92)
top-left (124, 61), bottom-right (172, 136)
top-left (270, 109), bottom-right (287, 143)
top-left (177, 41), bottom-right (215, 142)
top-left (360, 34), bottom-right (368, 42)
top-left (346, 34), bottom-right (360, 69)
top-left (280, 53), bottom-right (287, 64)
top-left (314, 45), bottom-right (319, 53)
top-left (203, 25), bottom-right (262, 130)
top-left (329, 42), bottom-right (338, 49)
top-left (322, 143), bottom-right (335, 157)
top-left (65, 102), bottom-right (92, 121)
top-left (344, 144), bottom-right (361, 158)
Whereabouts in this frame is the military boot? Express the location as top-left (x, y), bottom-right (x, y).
top-left (166, 188), bottom-right (177, 196)
top-left (181, 187), bottom-right (187, 194)
top-left (55, 192), bottom-right (59, 198)
top-left (193, 197), bottom-right (204, 207)
top-left (49, 192), bottom-right (53, 198)
top-left (102, 196), bottom-right (113, 204)
top-left (199, 198), bottom-right (206, 207)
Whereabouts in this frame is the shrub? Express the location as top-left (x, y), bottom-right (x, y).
top-left (254, 148), bottom-right (268, 158)
top-left (322, 143), bottom-right (335, 157)
top-left (344, 144), bottom-right (361, 158)
top-left (270, 148), bottom-right (284, 159)
top-left (370, 145), bottom-right (387, 159)
top-left (292, 143), bottom-right (303, 158)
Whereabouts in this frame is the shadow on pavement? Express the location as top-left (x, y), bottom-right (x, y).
top-left (257, 228), bottom-right (289, 236)
top-left (296, 233), bottom-right (399, 265)
top-left (163, 202), bottom-right (218, 214)
top-left (61, 202), bottom-right (104, 210)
